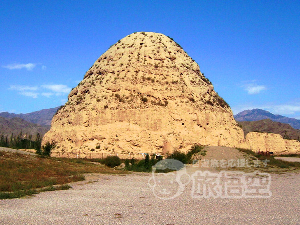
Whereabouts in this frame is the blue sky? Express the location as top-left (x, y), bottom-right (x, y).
top-left (1, 0), bottom-right (300, 118)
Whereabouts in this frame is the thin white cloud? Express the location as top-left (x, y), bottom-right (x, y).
top-left (3, 63), bottom-right (36, 71)
top-left (268, 105), bottom-right (300, 115)
top-left (20, 92), bottom-right (38, 98)
top-left (9, 83), bottom-right (72, 99)
top-left (244, 84), bottom-right (266, 94)
top-left (9, 85), bottom-right (38, 91)
top-left (241, 80), bottom-right (267, 95)
top-left (42, 84), bottom-right (71, 94)
top-left (41, 92), bottom-right (54, 98)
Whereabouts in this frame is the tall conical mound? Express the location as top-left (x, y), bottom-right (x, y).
top-left (43, 32), bottom-right (245, 158)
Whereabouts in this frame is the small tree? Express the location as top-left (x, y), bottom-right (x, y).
top-left (125, 159), bottom-right (130, 169)
top-left (37, 141), bottom-right (55, 157)
top-left (144, 154), bottom-right (150, 170)
top-left (35, 133), bottom-right (42, 153)
top-left (130, 158), bottom-right (135, 166)
top-left (42, 141), bottom-right (56, 157)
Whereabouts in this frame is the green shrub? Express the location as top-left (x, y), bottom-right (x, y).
top-left (36, 141), bottom-right (55, 157)
top-left (167, 145), bottom-right (206, 164)
top-left (167, 151), bottom-right (188, 164)
top-left (103, 156), bottom-right (121, 168)
top-left (130, 158), bottom-right (135, 166)
top-left (145, 154), bottom-right (150, 170)
top-left (187, 145), bottom-right (206, 159)
top-left (125, 159), bottom-right (130, 168)
top-left (124, 155), bottom-right (161, 172)
top-left (237, 148), bottom-right (300, 169)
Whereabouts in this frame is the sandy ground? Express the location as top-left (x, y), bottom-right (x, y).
top-left (1, 147), bottom-right (300, 224)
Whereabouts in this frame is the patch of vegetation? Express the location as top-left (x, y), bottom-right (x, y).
top-left (216, 94), bottom-right (230, 108)
top-left (167, 151), bottom-right (188, 164)
top-left (237, 148), bottom-right (300, 170)
top-left (167, 35), bottom-right (182, 49)
top-left (0, 184), bottom-right (72, 199)
top-left (125, 154), bottom-right (161, 172)
top-left (167, 145), bottom-right (206, 164)
top-left (54, 105), bottom-right (64, 116)
top-left (278, 154), bottom-right (300, 158)
top-left (203, 77), bottom-right (212, 85)
top-left (103, 156), bottom-right (121, 168)
top-left (0, 132), bottom-right (42, 150)
top-left (36, 141), bottom-right (56, 157)
top-left (0, 151), bottom-right (126, 199)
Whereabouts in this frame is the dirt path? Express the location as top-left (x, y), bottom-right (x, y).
top-left (202, 146), bottom-right (245, 160)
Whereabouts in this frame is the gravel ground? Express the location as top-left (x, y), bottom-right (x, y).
top-left (1, 168), bottom-right (299, 224)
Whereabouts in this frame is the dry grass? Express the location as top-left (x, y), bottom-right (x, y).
top-left (0, 151), bottom-right (127, 199)
top-left (236, 148), bottom-right (300, 173)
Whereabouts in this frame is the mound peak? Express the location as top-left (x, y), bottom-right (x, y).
top-left (43, 32), bottom-right (244, 158)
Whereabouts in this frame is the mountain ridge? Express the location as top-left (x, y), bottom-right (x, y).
top-left (0, 106), bottom-right (60, 126)
top-left (238, 119), bottom-right (300, 141)
top-left (234, 109), bottom-right (300, 129)
top-left (0, 116), bottom-right (49, 139)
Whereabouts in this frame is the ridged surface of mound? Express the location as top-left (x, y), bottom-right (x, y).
top-left (43, 32), bottom-right (245, 157)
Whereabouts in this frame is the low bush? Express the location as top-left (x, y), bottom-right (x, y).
top-left (167, 145), bottom-right (206, 164)
top-left (125, 154), bottom-right (161, 172)
top-left (103, 156), bottom-right (121, 168)
top-left (167, 151), bottom-right (188, 164)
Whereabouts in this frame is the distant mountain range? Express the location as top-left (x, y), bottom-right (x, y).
top-left (238, 119), bottom-right (300, 141)
top-left (0, 117), bottom-right (50, 138)
top-left (234, 109), bottom-right (300, 130)
top-left (0, 107), bottom-right (59, 139)
top-left (0, 106), bottom-right (59, 126)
